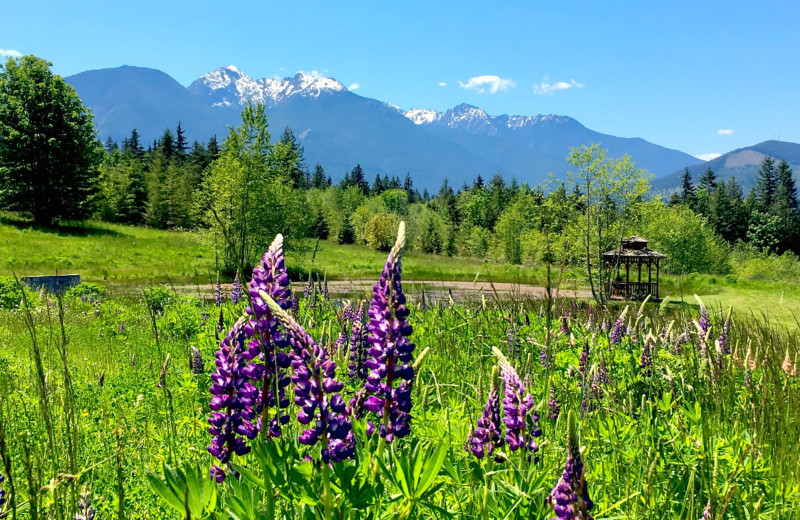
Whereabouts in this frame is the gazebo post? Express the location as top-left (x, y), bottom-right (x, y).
top-left (656, 259), bottom-right (660, 299)
top-left (648, 261), bottom-right (652, 296)
top-left (625, 261), bottom-right (630, 299)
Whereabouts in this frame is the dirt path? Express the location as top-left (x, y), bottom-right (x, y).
top-left (183, 280), bottom-right (593, 302)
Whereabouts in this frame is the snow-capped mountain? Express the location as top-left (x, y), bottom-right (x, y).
top-left (66, 64), bottom-right (700, 190)
top-left (188, 65), bottom-right (347, 108)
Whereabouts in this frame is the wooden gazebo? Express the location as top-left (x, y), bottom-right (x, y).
top-left (603, 236), bottom-right (666, 300)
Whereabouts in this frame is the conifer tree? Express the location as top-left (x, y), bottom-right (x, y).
top-left (311, 163), bottom-right (328, 189)
top-left (105, 136), bottom-right (118, 152)
top-left (175, 121), bottom-right (188, 158)
top-left (159, 128), bottom-right (176, 162)
top-left (350, 163), bottom-right (369, 194)
top-left (371, 174), bottom-right (386, 195)
top-left (680, 168), bottom-right (696, 207)
top-left (699, 166), bottom-right (717, 192)
top-left (755, 156), bottom-right (778, 210)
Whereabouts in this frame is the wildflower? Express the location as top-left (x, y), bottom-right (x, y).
top-left (119, 320), bottom-right (125, 334)
top-left (549, 410), bottom-right (594, 520)
top-left (467, 373), bottom-right (504, 460)
top-left (231, 273), bottom-right (243, 304)
top-left (495, 348), bottom-right (541, 458)
top-left (191, 346), bottom-right (205, 374)
top-left (0, 471), bottom-right (6, 509)
top-left (208, 317), bottom-right (259, 482)
top-left (214, 275), bottom-right (223, 306)
top-left (363, 222), bottom-right (416, 443)
top-left (334, 331), bottom-right (347, 353)
top-left (579, 339), bottom-right (590, 374)
top-left (260, 291), bottom-right (355, 463)
top-left (548, 385), bottom-right (560, 420)
top-left (200, 312), bottom-right (210, 326)
top-left (561, 316), bottom-right (570, 335)
top-left (76, 487), bottom-right (96, 520)
top-left (290, 297), bottom-right (299, 316)
top-left (718, 315), bottom-right (730, 354)
top-left (700, 500), bottom-right (711, 520)
top-left (540, 346), bottom-right (552, 369)
top-left (507, 326), bottom-right (520, 360)
top-left (246, 234), bottom-right (294, 439)
top-left (640, 341), bottom-right (652, 374)
top-left (611, 317), bottom-right (625, 345)
top-left (348, 302), bottom-right (368, 381)
top-left (782, 349), bottom-right (797, 377)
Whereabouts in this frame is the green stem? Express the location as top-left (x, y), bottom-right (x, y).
top-left (322, 462), bottom-right (332, 520)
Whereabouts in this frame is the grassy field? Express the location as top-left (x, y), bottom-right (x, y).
top-left (2, 217), bottom-right (798, 326)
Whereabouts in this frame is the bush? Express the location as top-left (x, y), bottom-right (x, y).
top-left (66, 282), bottom-right (108, 304)
top-left (143, 286), bottom-right (175, 315)
top-left (0, 276), bottom-right (25, 309)
top-left (364, 214), bottom-right (400, 251)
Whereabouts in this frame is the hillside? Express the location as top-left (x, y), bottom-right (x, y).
top-left (652, 140), bottom-right (800, 195)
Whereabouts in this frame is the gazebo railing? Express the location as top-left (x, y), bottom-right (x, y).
top-left (606, 280), bottom-right (659, 300)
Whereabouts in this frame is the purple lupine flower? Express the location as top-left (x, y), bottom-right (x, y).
top-left (744, 366), bottom-right (752, 388)
top-left (322, 275), bottom-right (330, 300)
top-left (468, 379), bottom-right (504, 460)
top-left (561, 316), bottom-right (570, 335)
top-left (76, 487), bottom-right (96, 520)
top-left (208, 316), bottom-right (260, 482)
top-left (259, 290), bottom-right (355, 463)
top-left (611, 316), bottom-right (625, 344)
top-left (548, 385), bottom-right (560, 420)
top-left (119, 320), bottom-right (125, 334)
top-left (0, 471), bottom-right (6, 508)
top-left (579, 340), bottom-right (590, 374)
top-left (334, 331), bottom-right (347, 353)
top-left (231, 273), bottom-right (243, 305)
top-left (540, 346), bottom-right (552, 369)
top-left (699, 302), bottom-right (711, 338)
top-left (200, 313), bottom-right (210, 327)
top-left (497, 353), bottom-right (541, 458)
top-left (700, 500), bottom-right (711, 520)
top-left (247, 234), bottom-right (294, 439)
top-left (363, 222), bottom-right (416, 443)
top-left (600, 320), bottom-right (609, 333)
top-left (214, 275), bottom-right (224, 306)
top-left (348, 302), bottom-right (368, 381)
top-left (549, 410), bottom-right (594, 520)
top-left (191, 346), bottom-right (205, 374)
top-left (507, 326), bottom-right (520, 360)
top-left (640, 341), bottom-right (652, 375)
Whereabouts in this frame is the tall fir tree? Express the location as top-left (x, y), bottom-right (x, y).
top-left (699, 166), bottom-right (717, 192)
top-left (350, 163), bottom-right (369, 194)
top-left (175, 121), bottom-right (188, 158)
top-left (680, 168), bottom-right (696, 208)
top-left (755, 156), bottom-right (778, 211)
top-left (371, 173), bottom-right (386, 195)
top-left (311, 163), bottom-right (329, 189)
top-left (159, 128), bottom-right (176, 162)
top-left (278, 126), bottom-right (308, 188)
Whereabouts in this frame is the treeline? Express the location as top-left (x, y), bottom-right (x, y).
top-left (670, 158), bottom-right (799, 254)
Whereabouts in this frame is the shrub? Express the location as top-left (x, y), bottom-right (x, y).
top-left (364, 214), bottom-right (400, 251)
top-left (66, 282), bottom-right (108, 303)
top-left (0, 276), bottom-right (25, 309)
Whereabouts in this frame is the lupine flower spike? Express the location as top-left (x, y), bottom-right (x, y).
top-left (231, 273), bottom-right (243, 304)
top-left (208, 317), bottom-right (259, 482)
top-left (467, 366), bottom-right (504, 460)
top-left (363, 222), bottom-right (416, 443)
top-left (0, 471), bottom-right (6, 508)
top-left (611, 307), bottom-right (628, 345)
top-left (191, 346), bottom-right (205, 374)
top-left (247, 234), bottom-right (294, 439)
top-left (549, 410), bottom-right (594, 520)
top-left (492, 346), bottom-right (541, 460)
top-left (348, 302), bottom-right (368, 381)
top-left (260, 291), bottom-right (356, 463)
top-left (215, 274), bottom-right (223, 306)
top-left (76, 487), bottom-right (97, 520)
top-left (548, 385), bottom-right (560, 420)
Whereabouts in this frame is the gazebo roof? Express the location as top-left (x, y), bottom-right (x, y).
top-left (603, 236), bottom-right (666, 259)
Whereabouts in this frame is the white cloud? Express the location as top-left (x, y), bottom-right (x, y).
top-left (438, 81), bottom-right (447, 87)
top-left (532, 76), bottom-right (584, 95)
top-left (458, 75), bottom-right (515, 94)
top-left (696, 153), bottom-right (722, 161)
top-left (0, 49), bottom-right (22, 58)
top-left (717, 129), bottom-right (734, 135)
top-left (348, 82), bottom-right (360, 91)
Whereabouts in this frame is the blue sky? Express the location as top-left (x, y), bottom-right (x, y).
top-left (2, 0), bottom-right (799, 160)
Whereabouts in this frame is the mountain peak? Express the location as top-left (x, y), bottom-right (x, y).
top-left (189, 66), bottom-right (347, 108)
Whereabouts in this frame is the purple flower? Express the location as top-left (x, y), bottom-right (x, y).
top-left (498, 355), bottom-right (541, 458)
top-left (76, 487), bottom-right (96, 520)
top-left (207, 316), bottom-right (260, 482)
top-left (611, 316), bottom-right (625, 344)
top-left (0, 471), bottom-right (6, 508)
top-left (119, 320), bottom-right (125, 334)
top-left (348, 302), bottom-right (368, 381)
top-left (334, 331), bottom-right (347, 353)
top-left (507, 326), bottom-right (520, 360)
top-left (540, 346), bottom-right (552, 369)
top-left (700, 500), bottom-right (711, 520)
top-left (561, 316), bottom-right (570, 335)
top-left (699, 303), bottom-right (711, 338)
top-left (214, 275), bottom-right (224, 306)
top-left (579, 340), bottom-right (590, 375)
top-left (640, 341), bottom-right (652, 374)
top-left (363, 222), bottom-right (415, 443)
top-left (246, 234), bottom-right (294, 439)
top-left (191, 346), bottom-right (205, 374)
top-left (467, 375), bottom-right (504, 460)
top-left (549, 410), bottom-right (594, 520)
top-left (718, 316), bottom-right (730, 355)
top-left (259, 290), bottom-right (355, 463)
top-left (548, 385), bottom-right (560, 420)
top-left (231, 273), bottom-right (243, 305)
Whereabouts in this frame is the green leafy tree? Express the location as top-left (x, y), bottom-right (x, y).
top-left (0, 55), bottom-right (102, 225)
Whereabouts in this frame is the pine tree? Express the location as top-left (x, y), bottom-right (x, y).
top-left (755, 156), bottom-right (778, 211)
top-left (159, 128), bottom-right (176, 162)
top-left (680, 168), bottom-right (696, 207)
top-left (175, 121), bottom-right (188, 158)
top-left (773, 159), bottom-right (799, 252)
top-left (776, 159), bottom-right (798, 211)
top-left (124, 129), bottom-right (143, 158)
top-left (350, 164), bottom-right (368, 194)
top-left (311, 164), bottom-right (328, 189)
top-left (105, 136), bottom-right (118, 153)
top-left (371, 174), bottom-right (385, 195)
top-left (699, 166), bottom-right (717, 192)
top-left (473, 174), bottom-right (485, 190)
top-left (278, 126), bottom-right (308, 188)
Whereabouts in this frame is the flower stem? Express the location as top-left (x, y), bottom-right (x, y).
top-left (322, 461), bottom-right (332, 520)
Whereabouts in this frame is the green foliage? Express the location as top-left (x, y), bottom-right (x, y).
top-left (364, 214), bottom-right (401, 251)
top-left (65, 282), bottom-right (108, 303)
top-left (0, 55), bottom-right (102, 225)
top-left (0, 276), bottom-right (26, 309)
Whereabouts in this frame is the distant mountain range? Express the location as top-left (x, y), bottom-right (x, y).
top-left (65, 64), bottom-right (781, 191)
top-left (652, 141), bottom-right (800, 195)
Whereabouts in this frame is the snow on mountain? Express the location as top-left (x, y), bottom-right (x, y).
top-left (189, 66), bottom-right (347, 108)
top-left (404, 108), bottom-right (439, 125)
